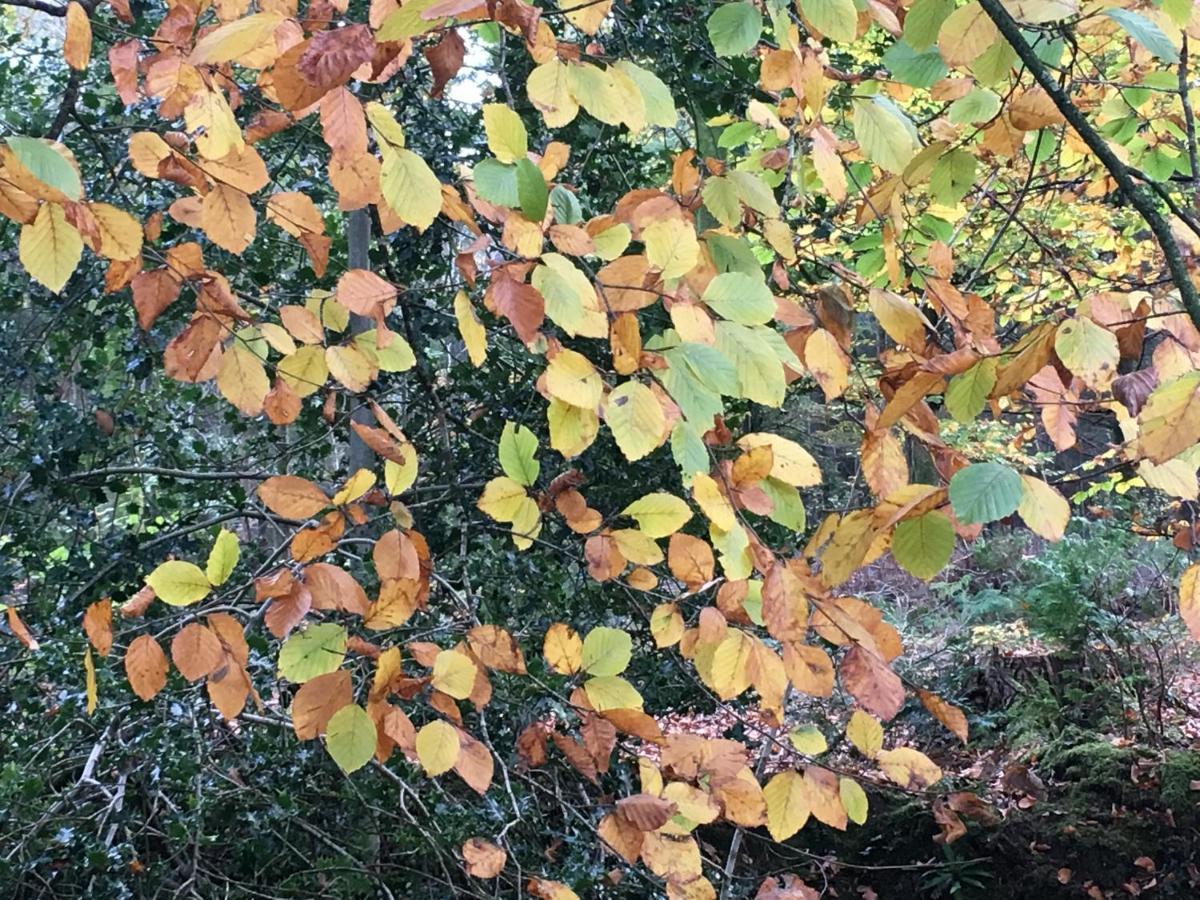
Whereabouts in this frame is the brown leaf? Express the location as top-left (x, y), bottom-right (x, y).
top-left (170, 622), bottom-right (223, 682)
top-left (83, 598), bottom-right (113, 656)
top-left (297, 25), bottom-right (375, 90)
top-left (125, 634), bottom-right (169, 701)
top-left (257, 475), bottom-right (330, 519)
top-left (462, 837), bottom-right (506, 878)
top-left (291, 670), bottom-right (352, 740)
top-left (615, 793), bottom-right (677, 831)
top-left (454, 732), bottom-right (494, 794)
top-left (918, 689), bottom-right (968, 744)
top-left (425, 30), bottom-right (465, 98)
top-left (119, 584), bottom-right (156, 618)
top-left (551, 732), bottom-right (598, 783)
top-left (839, 645), bottom-right (904, 720)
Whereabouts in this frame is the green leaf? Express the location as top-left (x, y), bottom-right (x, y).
top-left (882, 40), bottom-right (947, 89)
top-left (702, 272), bottom-right (776, 325)
top-left (839, 777), bottom-right (869, 824)
top-left (1105, 9), bottom-right (1179, 63)
top-left (580, 626), bottom-right (632, 676)
top-left (473, 159), bottom-right (519, 207)
top-left (891, 511), bottom-right (955, 580)
top-left (671, 421), bottom-right (710, 479)
top-left (146, 561), bottom-right (211, 606)
top-left (550, 185), bottom-right (582, 224)
top-left (324, 704), bottom-right (377, 774)
top-left (788, 725), bottom-right (829, 755)
top-left (930, 149), bottom-right (977, 205)
top-left (5, 136), bottom-right (82, 199)
top-left (948, 87), bottom-right (1001, 126)
top-left (903, 0), bottom-right (954, 49)
top-left (278, 623), bottom-right (348, 683)
top-left (614, 61), bottom-right (677, 127)
top-left (205, 528), bottom-right (240, 587)
top-left (799, 0), bottom-right (858, 42)
top-left (714, 322), bottom-right (786, 407)
top-left (707, 2), bottom-right (762, 56)
top-left (516, 158), bottom-right (548, 223)
top-left (945, 358), bottom-right (997, 423)
top-left (949, 463), bottom-right (1023, 525)
top-left (702, 176), bottom-right (743, 228)
top-left (761, 477), bottom-right (807, 531)
top-left (499, 421), bottom-right (540, 486)
top-left (853, 96), bottom-right (920, 173)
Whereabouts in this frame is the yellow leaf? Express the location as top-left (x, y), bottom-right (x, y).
top-left (621, 492), bottom-right (692, 537)
top-left (650, 603), bottom-right (684, 648)
top-left (1055, 316), bottom-right (1118, 391)
top-left (546, 348), bottom-right (603, 409)
top-left (547, 397), bottom-right (600, 457)
top-left (604, 380), bottom-right (667, 461)
top-left (737, 433), bottom-right (822, 486)
top-left (763, 770), bottom-right (810, 841)
top-left (454, 290), bottom-right (487, 367)
top-left (331, 468), bottom-right (375, 506)
top-left (869, 288), bottom-right (931, 349)
top-left (610, 528), bottom-right (663, 565)
top-left (205, 528), bottom-right (239, 587)
top-left (89, 203), bottom-right (143, 260)
top-left (384, 445), bottom-right (419, 495)
top-left (544, 622), bottom-right (583, 674)
top-left (185, 88), bottom-right (244, 161)
top-left (581, 626), bottom-right (632, 676)
top-left (1017, 475), bottom-right (1069, 541)
top-left (482, 103), bottom-right (528, 163)
top-left (583, 675), bottom-right (644, 710)
top-left (431, 649), bottom-right (477, 700)
top-left (365, 100), bottom-right (406, 151)
top-left (642, 217), bottom-right (698, 280)
top-left (527, 57), bottom-right (579, 128)
top-left (692, 473), bottom-right (736, 531)
top-left (839, 777), bottom-right (868, 824)
top-left (477, 476), bottom-right (528, 522)
top-left (145, 560), bottom-right (211, 606)
top-left (84, 646), bottom-right (97, 716)
top-left (511, 494), bottom-right (541, 550)
top-left (20, 202), bottom-right (82, 293)
top-left (877, 747), bottom-right (943, 789)
top-left (937, 1), bottom-right (999, 68)
top-left (380, 148), bottom-right (441, 232)
top-left (326, 343), bottom-right (377, 392)
top-left (217, 345), bottom-right (270, 416)
top-left (63, 2), bottom-right (91, 70)
top-left (190, 13), bottom-right (285, 65)
top-left (278, 345), bottom-right (329, 397)
top-left (845, 709), bottom-right (883, 759)
top-left (805, 328), bottom-right (849, 400)
top-left (1179, 563), bottom-right (1200, 641)
top-left (415, 720), bottom-right (460, 775)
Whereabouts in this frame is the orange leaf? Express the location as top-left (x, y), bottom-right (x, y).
top-left (125, 634), bottom-right (169, 701)
top-left (83, 598), bottom-right (113, 656)
top-left (461, 837), bottom-right (506, 878)
top-left (170, 623), bottom-right (224, 682)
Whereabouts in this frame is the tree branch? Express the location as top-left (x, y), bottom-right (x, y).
top-left (0, 0), bottom-right (66, 15)
top-left (977, 0), bottom-right (1200, 328)
top-left (63, 465), bottom-right (269, 483)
